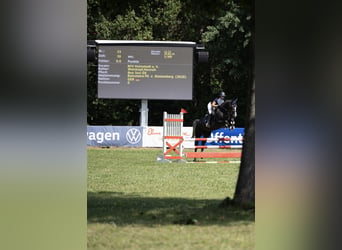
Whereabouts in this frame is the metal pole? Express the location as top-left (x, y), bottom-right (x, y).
top-left (140, 99), bottom-right (148, 127)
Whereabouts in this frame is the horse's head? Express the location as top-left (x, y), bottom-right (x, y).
top-left (218, 98), bottom-right (238, 130)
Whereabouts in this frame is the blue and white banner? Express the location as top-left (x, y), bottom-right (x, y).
top-left (87, 126), bottom-right (143, 147)
top-left (87, 126), bottom-right (244, 147)
top-left (205, 127), bottom-right (244, 146)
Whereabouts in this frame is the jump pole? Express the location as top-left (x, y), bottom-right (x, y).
top-left (186, 160), bottom-right (241, 164)
top-left (184, 145), bottom-right (242, 149)
top-left (184, 152), bottom-right (242, 158)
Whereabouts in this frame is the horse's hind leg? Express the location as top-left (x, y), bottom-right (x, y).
top-left (200, 142), bottom-right (205, 159)
top-left (193, 141), bottom-right (198, 162)
top-left (193, 140), bottom-right (205, 162)
top-left (195, 140), bottom-right (205, 161)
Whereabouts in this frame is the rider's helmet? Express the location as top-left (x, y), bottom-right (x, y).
top-left (219, 91), bottom-right (226, 98)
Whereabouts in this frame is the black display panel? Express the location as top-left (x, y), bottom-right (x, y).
top-left (96, 41), bottom-right (195, 100)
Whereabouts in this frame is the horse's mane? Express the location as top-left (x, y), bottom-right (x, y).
top-left (217, 100), bottom-right (232, 113)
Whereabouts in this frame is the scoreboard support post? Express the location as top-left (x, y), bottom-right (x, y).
top-left (140, 99), bottom-right (148, 127)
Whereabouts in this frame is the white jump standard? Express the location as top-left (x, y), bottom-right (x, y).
top-left (158, 112), bottom-right (185, 163)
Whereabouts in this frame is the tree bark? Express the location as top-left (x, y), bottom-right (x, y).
top-left (233, 79), bottom-right (255, 206)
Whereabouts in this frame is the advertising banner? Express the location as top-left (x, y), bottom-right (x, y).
top-left (87, 126), bottom-right (243, 148)
top-left (181, 127), bottom-right (244, 148)
top-left (142, 127), bottom-right (192, 147)
top-left (87, 126), bottom-right (143, 147)
top-left (204, 127), bottom-right (244, 146)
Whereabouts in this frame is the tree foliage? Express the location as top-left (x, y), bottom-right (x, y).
top-left (200, 0), bottom-right (253, 126)
top-left (87, 0), bottom-right (253, 127)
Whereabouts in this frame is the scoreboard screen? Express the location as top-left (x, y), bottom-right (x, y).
top-left (96, 40), bottom-right (195, 100)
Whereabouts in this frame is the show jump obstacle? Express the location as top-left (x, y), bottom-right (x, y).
top-left (158, 112), bottom-right (185, 162)
top-left (157, 112), bottom-right (242, 163)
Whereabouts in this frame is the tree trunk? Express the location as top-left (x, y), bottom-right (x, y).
top-left (233, 79), bottom-right (255, 206)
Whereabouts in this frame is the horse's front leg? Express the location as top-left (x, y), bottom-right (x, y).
top-left (193, 142), bottom-right (198, 162)
top-left (229, 119), bottom-right (235, 130)
top-left (200, 138), bottom-right (207, 160)
top-left (201, 148), bottom-right (205, 160)
top-left (193, 141), bottom-right (205, 161)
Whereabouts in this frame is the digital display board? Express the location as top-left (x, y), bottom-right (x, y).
top-left (96, 40), bottom-right (195, 100)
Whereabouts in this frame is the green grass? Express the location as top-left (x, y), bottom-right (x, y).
top-left (88, 147), bottom-right (254, 249)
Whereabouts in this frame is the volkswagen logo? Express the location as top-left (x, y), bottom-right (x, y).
top-left (126, 128), bottom-right (142, 144)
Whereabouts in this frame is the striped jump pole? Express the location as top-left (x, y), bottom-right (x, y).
top-left (186, 160), bottom-right (241, 164)
top-left (184, 152), bottom-right (242, 158)
top-left (185, 137), bottom-right (243, 142)
top-left (183, 151), bottom-right (242, 164)
top-left (182, 146), bottom-right (242, 163)
top-left (184, 145), bottom-right (243, 149)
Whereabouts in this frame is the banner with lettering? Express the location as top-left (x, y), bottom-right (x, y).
top-left (87, 126), bottom-right (143, 147)
top-left (87, 126), bottom-right (243, 147)
top-left (204, 127), bottom-right (244, 146)
top-left (142, 127), bottom-right (192, 147)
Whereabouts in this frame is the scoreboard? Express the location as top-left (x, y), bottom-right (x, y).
top-left (96, 40), bottom-right (195, 100)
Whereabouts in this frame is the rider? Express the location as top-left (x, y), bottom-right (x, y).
top-left (206, 91), bottom-right (226, 128)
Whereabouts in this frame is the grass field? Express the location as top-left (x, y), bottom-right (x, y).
top-left (88, 147), bottom-right (254, 249)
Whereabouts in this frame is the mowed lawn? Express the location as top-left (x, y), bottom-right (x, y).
top-left (88, 147), bottom-right (254, 249)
